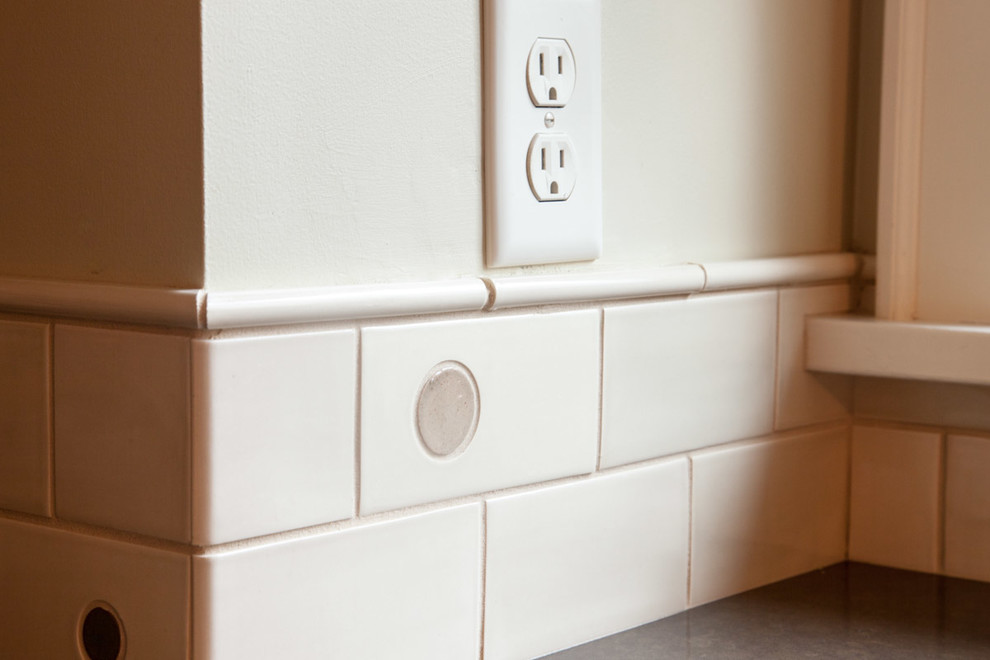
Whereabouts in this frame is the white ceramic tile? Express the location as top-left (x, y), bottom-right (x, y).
top-left (484, 459), bottom-right (689, 660)
top-left (776, 283), bottom-right (852, 430)
top-left (855, 377), bottom-right (990, 433)
top-left (194, 503), bottom-right (481, 660)
top-left (849, 425), bottom-right (941, 573)
top-left (690, 427), bottom-right (848, 607)
top-left (601, 290), bottom-right (777, 467)
top-left (192, 330), bottom-right (356, 545)
top-left (945, 434), bottom-right (990, 582)
top-left (0, 320), bottom-right (51, 515)
top-left (360, 310), bottom-right (599, 514)
top-left (0, 518), bottom-right (189, 659)
top-left (55, 326), bottom-right (191, 541)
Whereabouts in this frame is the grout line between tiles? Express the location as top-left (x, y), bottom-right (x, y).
top-left (937, 431), bottom-right (948, 574)
top-left (479, 500), bottom-right (488, 660)
top-left (194, 421), bottom-right (851, 555)
top-left (771, 288), bottom-right (782, 431)
top-left (47, 321), bottom-right (55, 518)
top-left (354, 328), bottom-right (363, 518)
top-left (845, 423), bottom-right (854, 561)
top-left (187, 339), bottom-right (194, 545)
top-left (595, 307), bottom-right (604, 472)
top-left (686, 455), bottom-right (694, 608)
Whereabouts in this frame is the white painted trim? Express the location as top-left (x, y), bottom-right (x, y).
top-left (0, 253), bottom-right (860, 329)
top-left (807, 314), bottom-right (990, 386)
top-left (204, 279), bottom-right (491, 328)
top-left (701, 253), bottom-right (859, 292)
top-left (0, 277), bottom-right (203, 328)
top-left (875, 0), bottom-right (927, 321)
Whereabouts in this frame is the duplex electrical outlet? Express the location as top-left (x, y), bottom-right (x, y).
top-left (527, 38), bottom-right (576, 107)
top-left (484, 0), bottom-right (602, 268)
top-left (527, 133), bottom-right (576, 201)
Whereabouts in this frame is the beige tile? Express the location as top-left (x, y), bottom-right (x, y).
top-left (193, 504), bottom-right (481, 660)
top-left (484, 459), bottom-right (689, 660)
top-left (602, 290), bottom-right (777, 467)
top-left (776, 283), bottom-right (852, 430)
top-left (849, 425), bottom-right (941, 573)
top-left (55, 326), bottom-right (190, 541)
top-left (690, 426), bottom-right (848, 607)
top-left (855, 377), bottom-right (990, 433)
top-left (360, 310), bottom-right (599, 514)
top-left (0, 518), bottom-right (189, 659)
top-left (191, 330), bottom-right (356, 545)
top-left (0, 320), bottom-right (51, 515)
top-left (945, 434), bottom-right (990, 582)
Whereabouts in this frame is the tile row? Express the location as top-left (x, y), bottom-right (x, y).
top-left (0, 425), bottom-right (849, 660)
top-left (849, 424), bottom-right (990, 583)
top-left (0, 283), bottom-right (852, 544)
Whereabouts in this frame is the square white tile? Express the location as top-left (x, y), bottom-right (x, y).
top-left (360, 310), bottom-right (599, 514)
top-left (0, 320), bottom-right (51, 516)
top-left (690, 426), bottom-right (848, 607)
top-left (193, 503), bottom-right (482, 660)
top-left (602, 290), bottom-right (777, 467)
top-left (484, 459), bottom-right (689, 660)
top-left (191, 330), bottom-right (356, 545)
top-left (776, 283), bottom-right (852, 430)
top-left (945, 434), bottom-right (990, 582)
top-left (849, 425), bottom-right (941, 573)
top-left (0, 518), bottom-right (189, 659)
top-left (54, 325), bottom-right (191, 541)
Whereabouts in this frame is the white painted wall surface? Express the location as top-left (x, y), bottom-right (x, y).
top-left (915, 0), bottom-right (990, 324)
top-left (203, 0), bottom-right (852, 291)
top-left (0, 2), bottom-right (204, 288)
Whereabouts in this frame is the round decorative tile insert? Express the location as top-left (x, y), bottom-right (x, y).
top-left (415, 361), bottom-right (480, 458)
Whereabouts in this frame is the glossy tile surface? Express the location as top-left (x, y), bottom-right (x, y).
top-left (945, 434), bottom-right (990, 582)
top-left (194, 504), bottom-right (482, 660)
top-left (602, 291), bottom-right (776, 467)
top-left (0, 518), bottom-right (189, 659)
top-left (849, 425), bottom-right (941, 573)
top-left (54, 326), bottom-right (191, 541)
top-left (0, 320), bottom-right (50, 515)
top-left (191, 330), bottom-right (356, 544)
top-left (690, 426), bottom-right (848, 607)
top-left (776, 283), bottom-right (851, 430)
top-left (485, 459), bottom-right (689, 660)
top-left (546, 563), bottom-right (990, 659)
top-left (360, 311), bottom-right (599, 514)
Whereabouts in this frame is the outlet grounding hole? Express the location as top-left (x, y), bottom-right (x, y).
top-left (80, 604), bottom-right (124, 660)
top-left (549, 87), bottom-right (558, 101)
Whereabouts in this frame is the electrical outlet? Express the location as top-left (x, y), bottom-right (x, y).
top-left (527, 38), bottom-right (576, 107)
top-left (527, 133), bottom-right (576, 201)
top-left (484, 0), bottom-right (602, 268)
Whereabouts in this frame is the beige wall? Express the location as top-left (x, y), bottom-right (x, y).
top-left (0, 2), bottom-right (204, 288)
top-left (2, 1), bottom-right (854, 292)
top-left (916, 0), bottom-right (990, 323)
top-left (203, 0), bottom-right (854, 291)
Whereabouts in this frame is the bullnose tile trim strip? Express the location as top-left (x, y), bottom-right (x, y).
top-left (203, 279), bottom-right (492, 328)
top-left (0, 277), bottom-right (204, 328)
top-left (0, 253), bottom-right (858, 329)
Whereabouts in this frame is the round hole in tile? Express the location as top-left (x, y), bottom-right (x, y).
top-left (415, 361), bottom-right (480, 459)
top-left (78, 601), bottom-right (125, 660)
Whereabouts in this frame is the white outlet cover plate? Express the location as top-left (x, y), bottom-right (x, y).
top-left (484, 0), bottom-right (602, 268)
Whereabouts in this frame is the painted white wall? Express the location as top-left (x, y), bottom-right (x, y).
top-left (0, 2), bottom-right (204, 288)
top-left (203, 0), bottom-right (852, 291)
top-left (915, 0), bottom-right (990, 324)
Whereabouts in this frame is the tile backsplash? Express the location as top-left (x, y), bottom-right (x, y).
top-left (6, 270), bottom-right (988, 658)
